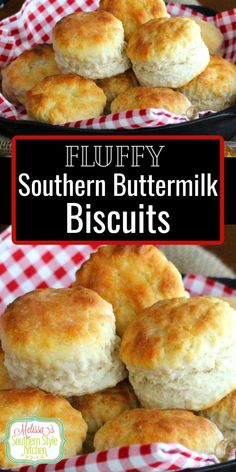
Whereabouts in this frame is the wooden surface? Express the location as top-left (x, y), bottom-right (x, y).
top-left (201, 0), bottom-right (236, 10)
top-left (0, 0), bottom-right (23, 19)
top-left (0, 0), bottom-right (236, 275)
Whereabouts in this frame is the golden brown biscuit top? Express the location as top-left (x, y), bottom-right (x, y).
top-left (120, 296), bottom-right (236, 369)
top-left (71, 380), bottom-right (139, 433)
top-left (52, 11), bottom-right (124, 59)
top-left (0, 287), bottom-right (114, 363)
top-left (0, 345), bottom-right (14, 390)
top-left (180, 55), bottom-right (236, 97)
top-left (0, 388), bottom-right (83, 420)
top-left (97, 70), bottom-right (138, 104)
top-left (94, 408), bottom-right (223, 452)
top-left (1, 44), bottom-right (60, 92)
top-left (99, 0), bottom-right (168, 40)
top-left (75, 245), bottom-right (185, 336)
top-left (26, 73), bottom-right (103, 97)
top-left (0, 389), bottom-right (87, 468)
top-left (127, 17), bottom-right (202, 62)
top-left (25, 74), bottom-right (106, 124)
top-left (111, 86), bottom-right (193, 116)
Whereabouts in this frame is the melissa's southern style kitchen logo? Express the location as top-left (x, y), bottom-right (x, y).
top-left (4, 417), bottom-right (66, 465)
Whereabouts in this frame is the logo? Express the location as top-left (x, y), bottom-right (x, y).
top-left (4, 417), bottom-right (66, 465)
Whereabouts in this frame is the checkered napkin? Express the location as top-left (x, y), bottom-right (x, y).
top-left (0, 1), bottom-right (235, 129)
top-left (0, 227), bottom-right (236, 470)
top-left (1, 226), bottom-right (236, 314)
top-left (15, 444), bottom-right (220, 472)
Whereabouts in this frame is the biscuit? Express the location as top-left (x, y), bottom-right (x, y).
top-left (99, 0), bottom-right (169, 40)
top-left (74, 245), bottom-right (185, 336)
top-left (94, 409), bottom-right (224, 457)
top-left (0, 287), bottom-right (126, 396)
top-left (127, 17), bottom-right (210, 88)
top-left (111, 87), bottom-right (194, 117)
top-left (97, 70), bottom-right (138, 112)
top-left (179, 55), bottom-right (236, 112)
top-left (193, 18), bottom-right (223, 55)
top-left (0, 345), bottom-right (14, 390)
top-left (25, 74), bottom-right (106, 124)
top-left (201, 390), bottom-right (236, 448)
top-left (52, 11), bottom-right (130, 79)
top-left (120, 297), bottom-right (236, 410)
top-left (1, 44), bottom-right (60, 105)
top-left (0, 388), bottom-right (87, 468)
top-left (71, 380), bottom-right (139, 452)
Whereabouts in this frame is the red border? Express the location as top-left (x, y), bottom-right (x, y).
top-left (11, 135), bottom-right (224, 245)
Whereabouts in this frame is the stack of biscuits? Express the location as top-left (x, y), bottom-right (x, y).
top-left (1, 0), bottom-right (235, 124)
top-left (0, 244), bottom-right (236, 467)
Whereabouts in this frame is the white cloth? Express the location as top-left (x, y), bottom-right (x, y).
top-left (160, 245), bottom-right (235, 278)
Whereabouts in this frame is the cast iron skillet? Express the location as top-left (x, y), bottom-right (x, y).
top-left (1, 5), bottom-right (236, 139)
top-left (1, 104), bottom-right (236, 138)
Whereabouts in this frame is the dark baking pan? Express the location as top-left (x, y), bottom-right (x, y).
top-left (210, 277), bottom-right (236, 289)
top-left (185, 5), bottom-right (216, 16)
top-left (187, 460), bottom-right (236, 472)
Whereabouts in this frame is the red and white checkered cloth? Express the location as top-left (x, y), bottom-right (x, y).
top-left (15, 444), bottom-right (220, 472)
top-left (0, 226), bottom-right (236, 470)
top-left (0, 0), bottom-right (235, 129)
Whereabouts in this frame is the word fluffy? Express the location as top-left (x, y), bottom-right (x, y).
top-left (65, 145), bottom-right (165, 168)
